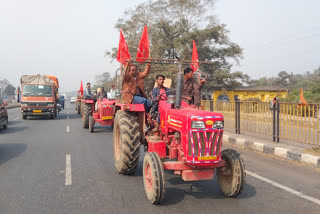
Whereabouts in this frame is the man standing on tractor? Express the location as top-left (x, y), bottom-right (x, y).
top-left (122, 63), bottom-right (152, 113)
top-left (182, 67), bottom-right (206, 107)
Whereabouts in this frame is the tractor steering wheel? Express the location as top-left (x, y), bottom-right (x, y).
top-left (156, 90), bottom-right (175, 101)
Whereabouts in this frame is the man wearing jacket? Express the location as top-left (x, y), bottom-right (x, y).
top-left (151, 74), bottom-right (171, 114)
top-left (122, 63), bottom-right (152, 112)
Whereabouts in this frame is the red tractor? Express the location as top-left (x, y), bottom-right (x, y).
top-left (113, 59), bottom-right (246, 204)
top-left (82, 98), bottom-right (116, 132)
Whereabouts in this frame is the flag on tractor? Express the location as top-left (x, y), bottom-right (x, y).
top-left (116, 29), bottom-right (131, 65)
top-left (79, 80), bottom-right (83, 96)
top-left (136, 25), bottom-right (150, 62)
top-left (298, 88), bottom-right (307, 107)
top-left (191, 40), bottom-right (199, 72)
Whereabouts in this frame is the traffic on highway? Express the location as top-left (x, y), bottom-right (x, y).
top-left (1, 1), bottom-right (320, 214)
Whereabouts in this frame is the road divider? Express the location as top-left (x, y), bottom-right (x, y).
top-left (65, 154), bottom-right (72, 185)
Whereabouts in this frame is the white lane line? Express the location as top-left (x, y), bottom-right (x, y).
top-left (246, 170), bottom-right (320, 206)
top-left (65, 154), bottom-right (72, 185)
top-left (14, 117), bottom-right (20, 120)
top-left (66, 125), bottom-right (70, 133)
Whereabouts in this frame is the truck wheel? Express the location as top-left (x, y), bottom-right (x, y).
top-left (89, 116), bottom-right (94, 133)
top-left (217, 149), bottom-right (246, 197)
top-left (82, 103), bottom-right (91, 129)
top-left (113, 110), bottom-right (140, 175)
top-left (143, 152), bottom-right (165, 204)
top-left (22, 115), bottom-right (27, 120)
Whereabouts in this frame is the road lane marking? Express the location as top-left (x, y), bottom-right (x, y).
top-left (14, 117), bottom-right (20, 120)
top-left (66, 125), bottom-right (70, 133)
top-left (65, 154), bottom-right (72, 185)
top-left (246, 170), bottom-right (320, 206)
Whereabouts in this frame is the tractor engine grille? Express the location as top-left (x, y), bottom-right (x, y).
top-left (101, 106), bottom-right (113, 117)
top-left (188, 129), bottom-right (223, 160)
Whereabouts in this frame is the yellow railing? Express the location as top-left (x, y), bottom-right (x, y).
top-left (201, 100), bottom-right (320, 145)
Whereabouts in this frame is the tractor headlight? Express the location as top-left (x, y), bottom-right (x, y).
top-left (47, 102), bottom-right (54, 107)
top-left (213, 121), bottom-right (224, 129)
top-left (21, 103), bottom-right (28, 106)
top-left (102, 105), bottom-right (107, 108)
top-left (191, 121), bottom-right (205, 129)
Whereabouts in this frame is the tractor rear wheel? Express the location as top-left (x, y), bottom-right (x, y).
top-left (143, 152), bottom-right (165, 204)
top-left (77, 102), bottom-right (81, 114)
top-left (82, 103), bottom-right (91, 129)
top-left (113, 110), bottom-right (140, 175)
top-left (217, 149), bottom-right (246, 197)
top-left (89, 116), bottom-right (94, 133)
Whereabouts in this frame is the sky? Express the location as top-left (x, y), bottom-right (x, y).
top-left (1, 0), bottom-right (320, 93)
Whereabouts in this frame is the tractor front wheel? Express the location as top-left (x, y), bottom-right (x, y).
top-left (143, 152), bottom-right (165, 204)
top-left (216, 149), bottom-right (246, 197)
top-left (89, 116), bottom-right (94, 133)
top-left (113, 110), bottom-right (140, 175)
top-left (82, 103), bottom-right (91, 129)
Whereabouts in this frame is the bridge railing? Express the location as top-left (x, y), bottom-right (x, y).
top-left (201, 100), bottom-right (320, 145)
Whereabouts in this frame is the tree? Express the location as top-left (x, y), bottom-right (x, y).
top-left (94, 72), bottom-right (112, 87)
top-left (3, 84), bottom-right (15, 96)
top-left (107, 0), bottom-right (244, 92)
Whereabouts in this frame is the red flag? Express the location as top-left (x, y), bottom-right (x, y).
top-left (298, 88), bottom-right (307, 107)
top-left (116, 29), bottom-right (131, 65)
top-left (136, 25), bottom-right (150, 62)
top-left (79, 80), bottom-right (84, 96)
top-left (191, 40), bottom-right (199, 72)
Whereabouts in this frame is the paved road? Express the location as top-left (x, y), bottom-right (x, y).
top-left (0, 102), bottom-right (320, 214)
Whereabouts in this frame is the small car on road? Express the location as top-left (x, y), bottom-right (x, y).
top-left (70, 97), bottom-right (76, 103)
top-left (0, 98), bottom-right (8, 129)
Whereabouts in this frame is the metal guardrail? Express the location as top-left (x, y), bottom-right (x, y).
top-left (201, 100), bottom-right (320, 145)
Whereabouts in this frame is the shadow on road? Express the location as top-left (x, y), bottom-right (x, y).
top-left (0, 126), bottom-right (28, 134)
top-left (130, 157), bottom-right (256, 205)
top-left (8, 120), bottom-right (22, 125)
top-left (163, 177), bottom-right (256, 205)
top-left (91, 126), bottom-right (113, 133)
top-left (0, 144), bottom-right (27, 166)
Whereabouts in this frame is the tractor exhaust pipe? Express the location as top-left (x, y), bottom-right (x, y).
top-left (175, 63), bottom-right (183, 109)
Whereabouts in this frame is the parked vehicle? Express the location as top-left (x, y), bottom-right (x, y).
top-left (0, 98), bottom-right (8, 129)
top-left (20, 74), bottom-right (59, 120)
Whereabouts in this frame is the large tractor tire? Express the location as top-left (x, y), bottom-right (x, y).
top-left (82, 103), bottom-right (91, 129)
top-left (113, 110), bottom-right (140, 175)
top-left (77, 102), bottom-right (81, 114)
top-left (216, 149), bottom-right (246, 197)
top-left (80, 102), bottom-right (84, 117)
top-left (89, 116), bottom-right (94, 133)
top-left (143, 152), bottom-right (165, 204)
